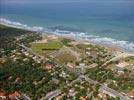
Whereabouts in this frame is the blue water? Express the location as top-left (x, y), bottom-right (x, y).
top-left (0, 1), bottom-right (134, 51)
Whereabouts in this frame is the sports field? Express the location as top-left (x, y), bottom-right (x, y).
top-left (31, 40), bottom-right (63, 52)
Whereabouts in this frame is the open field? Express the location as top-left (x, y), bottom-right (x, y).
top-left (31, 40), bottom-right (63, 52)
top-left (124, 56), bottom-right (134, 64)
top-left (54, 47), bottom-right (80, 63)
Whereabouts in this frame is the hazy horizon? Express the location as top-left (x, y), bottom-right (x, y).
top-left (1, 0), bottom-right (134, 51)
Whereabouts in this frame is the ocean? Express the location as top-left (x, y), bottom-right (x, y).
top-left (0, 1), bottom-right (134, 51)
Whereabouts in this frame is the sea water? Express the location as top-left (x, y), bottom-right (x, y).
top-left (0, 1), bottom-right (134, 51)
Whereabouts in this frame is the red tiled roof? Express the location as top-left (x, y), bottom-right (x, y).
top-left (0, 92), bottom-right (6, 96)
top-left (127, 91), bottom-right (134, 97)
top-left (9, 91), bottom-right (20, 97)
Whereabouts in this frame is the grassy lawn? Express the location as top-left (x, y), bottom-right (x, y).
top-left (31, 40), bottom-right (63, 52)
top-left (76, 44), bottom-right (91, 49)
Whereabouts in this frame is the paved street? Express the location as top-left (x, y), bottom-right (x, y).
top-left (79, 75), bottom-right (132, 100)
top-left (100, 85), bottom-right (132, 100)
top-left (103, 52), bottom-right (134, 66)
top-left (43, 90), bottom-right (61, 100)
top-left (19, 45), bottom-right (132, 100)
top-left (19, 44), bottom-right (48, 61)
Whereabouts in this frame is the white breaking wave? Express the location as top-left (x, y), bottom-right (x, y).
top-left (90, 37), bottom-right (134, 51)
top-left (54, 30), bottom-right (134, 52)
top-left (0, 18), bottom-right (44, 31)
top-left (0, 18), bottom-right (134, 52)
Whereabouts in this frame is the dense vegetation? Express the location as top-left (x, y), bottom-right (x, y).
top-left (0, 25), bottom-right (30, 37)
top-left (0, 25), bottom-right (41, 57)
top-left (0, 25), bottom-right (76, 99)
top-left (0, 24), bottom-right (133, 100)
top-left (0, 25), bottom-right (43, 98)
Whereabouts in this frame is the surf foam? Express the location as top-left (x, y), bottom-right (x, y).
top-left (54, 30), bottom-right (134, 52)
top-left (0, 18), bottom-right (44, 31)
top-left (0, 18), bottom-right (134, 52)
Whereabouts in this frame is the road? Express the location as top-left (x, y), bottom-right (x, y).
top-left (103, 52), bottom-right (134, 66)
top-left (19, 44), bottom-right (48, 61)
top-left (100, 85), bottom-right (131, 100)
top-left (42, 90), bottom-right (62, 100)
top-left (43, 76), bottom-right (81, 100)
top-left (44, 75), bottom-right (132, 100)
top-left (19, 44), bottom-right (132, 100)
top-left (79, 75), bottom-right (132, 100)
top-left (79, 75), bottom-right (99, 85)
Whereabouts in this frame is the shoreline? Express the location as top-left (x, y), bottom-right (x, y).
top-left (0, 22), bottom-right (134, 54)
top-left (52, 33), bottom-right (126, 53)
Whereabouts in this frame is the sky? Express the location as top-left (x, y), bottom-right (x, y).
top-left (1, 0), bottom-right (134, 4)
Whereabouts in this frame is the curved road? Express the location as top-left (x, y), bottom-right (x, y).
top-left (103, 52), bottom-right (134, 66)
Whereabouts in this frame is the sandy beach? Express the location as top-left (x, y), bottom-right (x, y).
top-left (0, 22), bottom-right (133, 54)
top-left (44, 32), bottom-right (130, 54)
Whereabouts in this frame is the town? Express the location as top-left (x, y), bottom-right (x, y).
top-left (0, 24), bottom-right (134, 100)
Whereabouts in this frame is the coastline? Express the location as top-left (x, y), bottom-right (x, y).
top-left (52, 33), bottom-right (126, 53)
top-left (0, 21), bottom-right (134, 54)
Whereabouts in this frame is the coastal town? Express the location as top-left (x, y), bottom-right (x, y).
top-left (0, 24), bottom-right (134, 100)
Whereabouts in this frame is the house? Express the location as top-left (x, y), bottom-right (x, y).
top-left (68, 88), bottom-right (76, 97)
top-left (35, 39), bottom-right (48, 43)
top-left (127, 91), bottom-right (134, 99)
top-left (116, 61), bottom-right (129, 68)
top-left (115, 61), bottom-right (129, 74)
top-left (20, 94), bottom-right (30, 100)
top-left (0, 58), bottom-right (6, 64)
top-left (15, 77), bottom-right (20, 83)
top-left (8, 91), bottom-right (21, 100)
top-left (79, 96), bottom-right (86, 100)
top-left (79, 63), bottom-right (85, 68)
top-left (33, 81), bottom-right (38, 86)
top-left (67, 62), bottom-right (76, 68)
top-left (90, 51), bottom-right (98, 59)
top-left (42, 61), bottom-right (54, 70)
top-left (98, 92), bottom-right (107, 100)
top-left (51, 78), bottom-right (59, 84)
top-left (10, 55), bottom-right (15, 59)
top-left (32, 56), bottom-right (41, 63)
top-left (8, 76), bottom-right (13, 80)
top-left (86, 52), bottom-right (91, 55)
top-left (23, 51), bottom-right (29, 56)
top-left (89, 63), bottom-right (98, 68)
top-left (86, 47), bottom-right (91, 50)
top-left (60, 71), bottom-right (67, 78)
top-left (0, 92), bottom-right (6, 100)
top-left (23, 58), bottom-right (29, 61)
top-left (48, 35), bottom-right (58, 40)
top-left (55, 95), bottom-right (62, 100)
top-left (77, 63), bottom-right (87, 74)
top-left (99, 87), bottom-right (117, 98)
top-left (69, 41), bottom-right (80, 46)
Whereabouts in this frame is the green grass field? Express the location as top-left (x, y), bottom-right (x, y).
top-left (31, 40), bottom-right (63, 52)
top-left (76, 44), bottom-right (91, 49)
